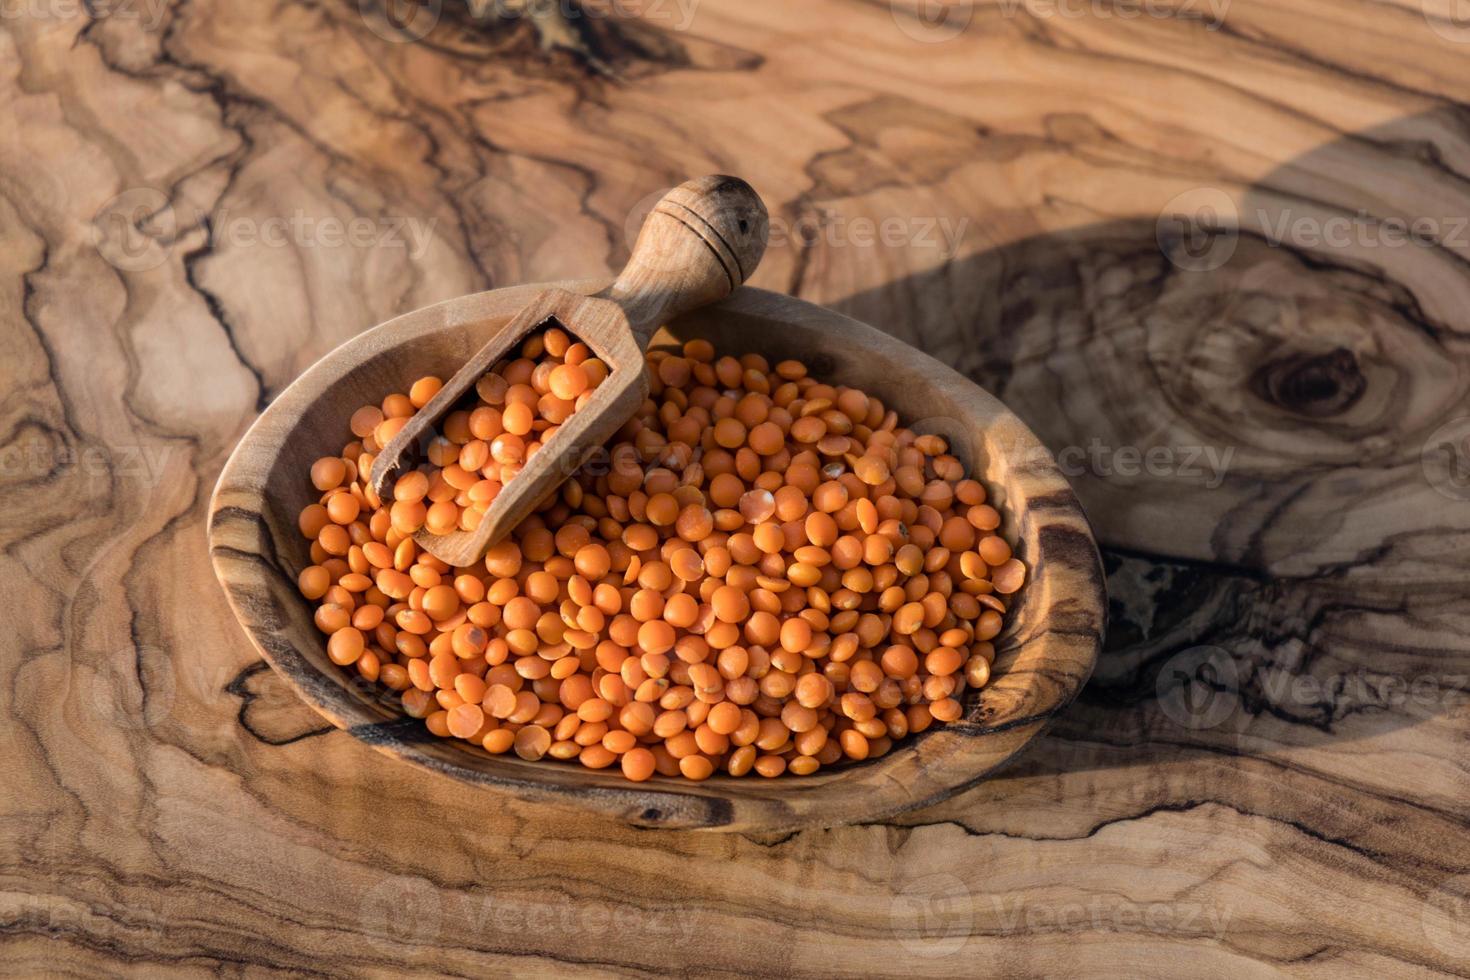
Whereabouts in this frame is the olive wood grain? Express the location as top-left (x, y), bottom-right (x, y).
top-left (208, 282), bottom-right (1105, 833)
top-left (11, 1), bottom-right (1470, 973)
top-left (368, 175), bottom-right (769, 567)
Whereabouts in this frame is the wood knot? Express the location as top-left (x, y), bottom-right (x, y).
top-left (1250, 347), bottom-right (1365, 418)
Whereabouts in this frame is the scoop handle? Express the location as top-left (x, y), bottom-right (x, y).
top-left (604, 175), bottom-right (769, 345)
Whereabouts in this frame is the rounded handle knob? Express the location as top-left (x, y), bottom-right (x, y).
top-left (609, 175), bottom-right (769, 342)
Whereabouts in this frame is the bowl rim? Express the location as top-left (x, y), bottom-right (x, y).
top-left (208, 281), bottom-right (1105, 832)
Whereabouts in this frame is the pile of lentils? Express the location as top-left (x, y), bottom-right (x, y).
top-left (296, 328), bottom-right (1025, 781)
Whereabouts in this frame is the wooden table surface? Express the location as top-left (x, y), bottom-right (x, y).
top-left (5, 1), bottom-right (1470, 976)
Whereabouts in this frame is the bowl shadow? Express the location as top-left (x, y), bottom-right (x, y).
top-left (826, 107), bottom-right (1470, 775)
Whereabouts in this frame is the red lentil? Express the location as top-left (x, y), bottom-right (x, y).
top-left (297, 334), bottom-right (1025, 781)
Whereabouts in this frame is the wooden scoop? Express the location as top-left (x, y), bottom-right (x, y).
top-left (368, 175), bottom-right (769, 567)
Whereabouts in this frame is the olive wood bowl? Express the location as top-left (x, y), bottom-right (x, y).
top-left (208, 281), bottom-right (1106, 833)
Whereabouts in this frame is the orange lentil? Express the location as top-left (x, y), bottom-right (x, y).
top-left (409, 376), bottom-right (443, 408)
top-left (991, 558), bottom-right (1026, 594)
top-left (930, 697), bottom-right (963, 723)
top-left (711, 585), bottom-right (750, 623)
top-left (298, 566), bottom-right (331, 600)
top-left (299, 330), bottom-right (1022, 781)
top-left (978, 535), bottom-right (1013, 566)
top-left (968, 504), bottom-right (1001, 532)
top-left (310, 456), bottom-right (347, 491)
top-left (447, 702), bottom-right (484, 739)
top-left (327, 627), bottom-right (364, 666)
top-left (514, 724), bottom-right (551, 761)
top-left (621, 747), bottom-right (656, 781)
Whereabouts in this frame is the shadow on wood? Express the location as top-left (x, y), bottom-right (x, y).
top-left (828, 108), bottom-right (1470, 776)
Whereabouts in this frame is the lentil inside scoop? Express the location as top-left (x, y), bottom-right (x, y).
top-left (296, 331), bottom-right (1025, 781)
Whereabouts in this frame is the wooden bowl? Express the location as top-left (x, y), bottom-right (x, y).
top-left (208, 282), bottom-right (1105, 833)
